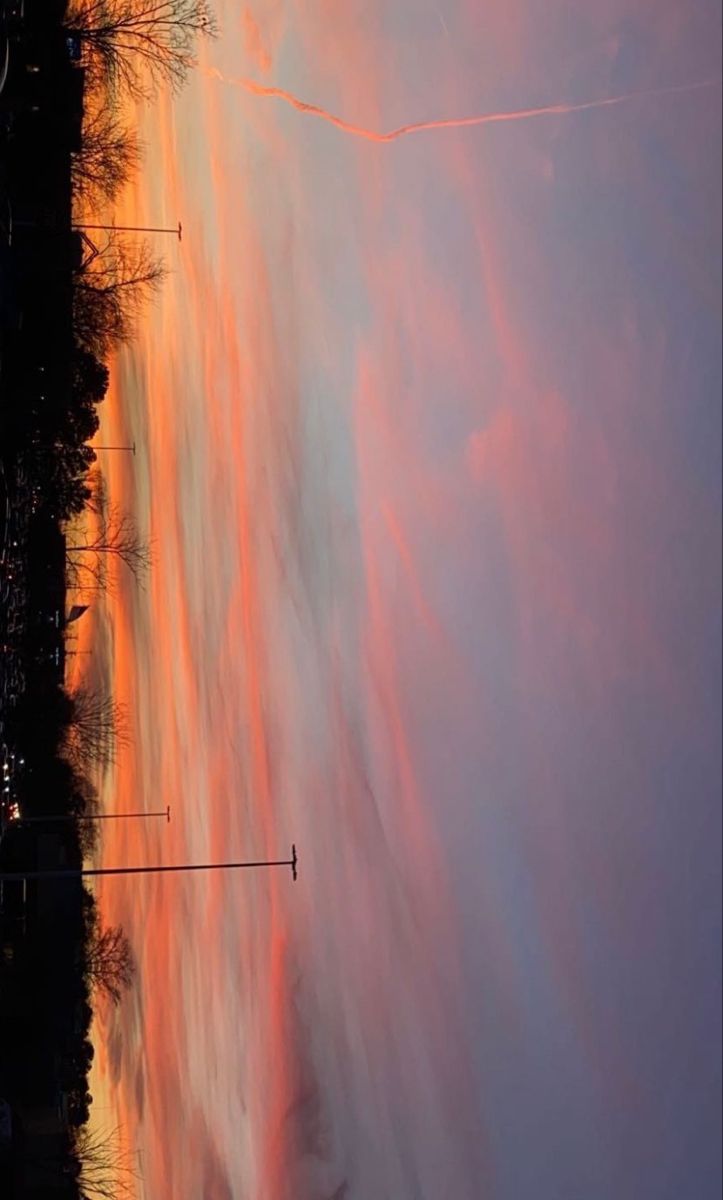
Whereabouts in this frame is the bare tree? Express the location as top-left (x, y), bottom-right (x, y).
top-left (73, 237), bottom-right (166, 357)
top-left (65, 0), bottom-right (218, 98)
top-left (72, 1126), bottom-right (138, 1198)
top-left (61, 684), bottom-right (130, 770)
top-left (83, 466), bottom-right (109, 518)
top-left (26, 1125), bottom-right (137, 1197)
top-left (70, 768), bottom-right (103, 820)
top-left (85, 925), bottom-right (136, 1005)
top-left (66, 502), bottom-right (153, 593)
top-left (73, 103), bottom-right (141, 206)
top-left (77, 813), bottom-right (102, 859)
top-left (71, 773), bottom-right (103, 859)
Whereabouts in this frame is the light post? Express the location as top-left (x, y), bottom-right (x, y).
top-left (15, 806), bottom-right (171, 826)
top-left (73, 221), bottom-right (182, 242)
top-left (0, 845), bottom-right (299, 884)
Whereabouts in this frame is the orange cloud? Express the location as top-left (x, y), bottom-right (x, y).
top-left (240, 8), bottom-right (272, 74)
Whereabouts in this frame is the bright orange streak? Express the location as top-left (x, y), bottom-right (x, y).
top-left (206, 68), bottom-right (717, 142)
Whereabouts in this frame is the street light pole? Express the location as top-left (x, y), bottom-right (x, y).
top-left (16, 807), bottom-right (171, 825)
top-left (73, 222), bottom-right (182, 242)
top-left (0, 845), bottom-right (299, 884)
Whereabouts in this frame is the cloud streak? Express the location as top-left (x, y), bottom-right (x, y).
top-left (206, 66), bottom-right (717, 143)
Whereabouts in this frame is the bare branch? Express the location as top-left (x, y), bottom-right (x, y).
top-left (77, 815), bottom-right (102, 859)
top-left (66, 0), bottom-right (218, 99)
top-left (66, 502), bottom-right (153, 590)
top-left (61, 684), bottom-right (130, 770)
top-left (73, 102), bottom-right (142, 206)
top-left (73, 237), bottom-right (167, 357)
top-left (83, 467), bottom-right (109, 518)
top-left (72, 1125), bottom-right (138, 1198)
top-left (84, 925), bottom-right (136, 1006)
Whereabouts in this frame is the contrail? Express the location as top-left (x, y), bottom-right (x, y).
top-left (205, 68), bottom-right (717, 143)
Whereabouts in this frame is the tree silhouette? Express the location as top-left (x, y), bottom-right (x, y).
top-left (71, 347), bottom-right (111, 407)
top-left (84, 924), bottom-right (136, 1005)
top-left (26, 1126), bottom-right (136, 1197)
top-left (66, 502), bottom-right (153, 592)
top-left (82, 466), bottom-right (109, 518)
top-left (61, 685), bottom-right (129, 770)
top-left (30, 440), bottom-right (97, 519)
top-left (71, 1125), bottom-right (138, 1198)
top-left (65, 0), bottom-right (217, 98)
top-left (51, 392), bottom-right (102, 450)
top-left (77, 816), bottom-right (101, 859)
top-left (73, 237), bottom-right (166, 357)
top-left (69, 765), bottom-right (103, 820)
top-left (73, 102), bottom-right (142, 205)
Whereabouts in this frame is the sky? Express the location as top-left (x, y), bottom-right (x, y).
top-left (85, 2), bottom-right (721, 1198)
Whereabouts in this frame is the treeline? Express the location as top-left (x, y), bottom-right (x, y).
top-left (2, 0), bottom-right (216, 524)
top-left (0, 874), bottom-right (127, 1129)
top-left (8, 677), bottom-right (129, 850)
top-left (0, 1), bottom-right (216, 1194)
top-left (0, 664), bottom-right (137, 1192)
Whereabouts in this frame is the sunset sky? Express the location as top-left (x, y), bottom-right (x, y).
top-left (87, 2), bottom-right (721, 1197)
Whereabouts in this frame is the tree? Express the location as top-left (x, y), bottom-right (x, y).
top-left (84, 924), bottom-right (136, 1005)
top-left (73, 238), bottom-right (166, 357)
top-left (77, 813), bottom-right (102, 859)
top-left (61, 685), bottom-right (130, 770)
top-left (50, 394), bottom-right (101, 451)
top-left (63, 769), bottom-right (103, 864)
top-left (68, 765), bottom-right (102, 820)
top-left (26, 1126), bottom-right (136, 1197)
top-left (68, 1090), bottom-right (94, 1128)
top-left (72, 103), bottom-right (141, 206)
top-left (71, 347), bottom-right (110, 406)
top-left (31, 440), bottom-right (97, 519)
top-left (65, 0), bottom-right (217, 98)
top-left (66, 502), bottom-right (153, 592)
top-left (71, 1126), bottom-right (138, 1198)
top-left (82, 466), bottom-right (109, 518)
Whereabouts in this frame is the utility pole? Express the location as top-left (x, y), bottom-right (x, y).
top-left (73, 222), bottom-right (182, 242)
top-left (16, 807), bottom-right (171, 825)
top-left (0, 845), bottom-right (299, 884)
